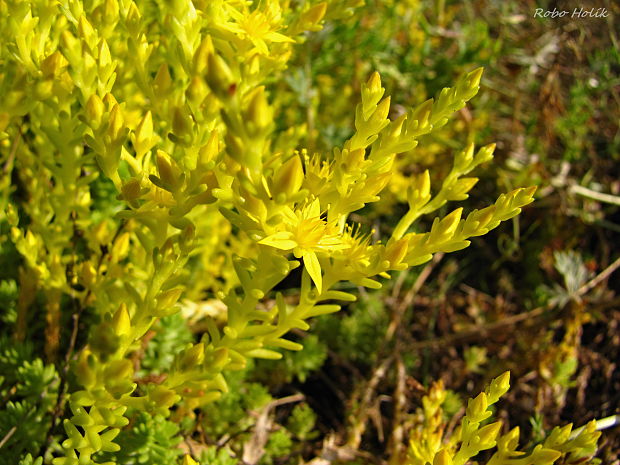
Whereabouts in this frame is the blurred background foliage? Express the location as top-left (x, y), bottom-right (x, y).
top-left (1, 0), bottom-right (618, 463)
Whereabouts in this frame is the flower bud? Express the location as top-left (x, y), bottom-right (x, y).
top-left (206, 53), bottom-right (235, 99)
top-left (384, 238), bottom-right (408, 268)
top-left (126, 2), bottom-right (142, 37)
top-left (156, 150), bottom-right (182, 189)
top-left (111, 231), bottom-right (130, 262)
top-left (106, 103), bottom-right (125, 145)
top-left (98, 39), bottom-right (112, 68)
top-left (369, 96), bottom-right (391, 126)
top-left (433, 450), bottom-right (453, 465)
top-left (466, 392), bottom-right (489, 422)
top-left (180, 343), bottom-right (205, 369)
top-left (150, 385), bottom-right (179, 409)
top-left (41, 51), bottom-right (69, 78)
top-left (103, 93), bottom-right (118, 111)
top-left (487, 371), bottom-right (510, 402)
top-left (244, 86), bottom-right (272, 136)
top-left (155, 287), bottom-right (183, 316)
top-left (75, 350), bottom-right (97, 388)
top-left (272, 155), bottom-right (304, 198)
top-left (153, 64), bottom-right (172, 95)
top-left (193, 35), bottom-right (214, 75)
top-left (186, 76), bottom-right (208, 104)
top-left (103, 0), bottom-right (120, 25)
top-left (300, 2), bottom-right (327, 29)
top-left (133, 111), bottom-right (155, 158)
top-left (120, 178), bottom-right (142, 204)
top-left (85, 94), bottom-right (105, 130)
top-left (476, 143), bottom-right (495, 164)
top-left (112, 303), bottom-right (131, 337)
top-left (80, 262), bottom-right (97, 288)
top-left (172, 106), bottom-right (192, 138)
top-left (362, 72), bottom-right (384, 118)
top-left (467, 67), bottom-right (484, 92)
top-left (104, 359), bottom-right (133, 380)
top-left (198, 130), bottom-right (219, 168)
top-left (477, 421), bottom-right (502, 448)
top-left (77, 16), bottom-right (96, 50)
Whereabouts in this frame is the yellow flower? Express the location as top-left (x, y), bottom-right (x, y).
top-left (259, 198), bottom-right (347, 293)
top-left (222, 0), bottom-right (294, 56)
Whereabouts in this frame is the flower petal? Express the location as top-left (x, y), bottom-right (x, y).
top-left (259, 231), bottom-right (297, 250)
top-left (303, 250), bottom-right (322, 294)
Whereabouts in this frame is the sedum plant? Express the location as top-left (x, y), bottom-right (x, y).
top-left (0, 0), bottom-right (599, 464)
top-left (403, 372), bottom-right (601, 465)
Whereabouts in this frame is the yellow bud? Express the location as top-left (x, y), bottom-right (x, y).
top-left (61, 30), bottom-right (80, 62)
top-left (212, 347), bottom-right (229, 369)
top-left (272, 155), bottom-right (304, 198)
top-left (80, 262), bottom-right (97, 288)
top-left (498, 427), bottom-right (520, 453)
top-left (150, 385), bottom-right (179, 408)
top-left (85, 94), bottom-right (105, 129)
top-left (437, 208), bottom-right (462, 237)
top-left (193, 35), bottom-right (214, 75)
top-left (245, 86), bottom-right (272, 135)
top-left (344, 148), bottom-right (365, 171)
top-left (242, 191), bottom-right (267, 221)
top-left (111, 232), bottom-right (130, 262)
top-left (186, 76), bottom-right (208, 104)
top-left (433, 450), bottom-right (453, 465)
top-left (172, 106), bottom-right (191, 137)
top-left (198, 130), bottom-right (219, 167)
top-left (35, 80), bottom-right (54, 100)
top-left (133, 111), bottom-right (155, 158)
top-left (487, 371), bottom-right (510, 401)
top-left (153, 64), bottom-right (172, 95)
top-left (112, 303), bottom-right (131, 337)
top-left (205, 53), bottom-right (235, 99)
top-left (120, 178), bottom-right (142, 202)
top-left (531, 446), bottom-right (561, 465)
top-left (156, 150), bottom-right (181, 188)
top-left (370, 96), bottom-right (391, 125)
top-left (477, 421), bottom-right (502, 448)
top-left (75, 350), bottom-right (97, 388)
top-left (467, 67), bottom-right (484, 91)
top-left (98, 40), bottom-right (112, 68)
top-left (384, 238), bottom-right (408, 268)
top-left (103, 0), bottom-right (120, 25)
top-left (476, 143), bottom-right (495, 164)
top-left (224, 132), bottom-right (245, 162)
top-left (466, 392), bottom-right (488, 420)
top-left (41, 51), bottom-right (69, 78)
top-left (155, 287), bottom-right (183, 316)
top-left (77, 16), bottom-right (97, 49)
top-left (104, 359), bottom-right (133, 380)
top-left (410, 98), bottom-right (433, 131)
top-left (366, 72), bottom-right (382, 96)
top-left (107, 103), bottom-right (125, 144)
top-left (103, 93), bottom-right (118, 111)
top-left (126, 2), bottom-right (142, 37)
top-left (300, 2), bottom-right (327, 28)
top-left (180, 343), bottom-right (205, 369)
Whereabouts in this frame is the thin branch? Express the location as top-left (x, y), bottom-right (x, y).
top-left (570, 184), bottom-right (620, 206)
top-left (577, 256), bottom-right (620, 297)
